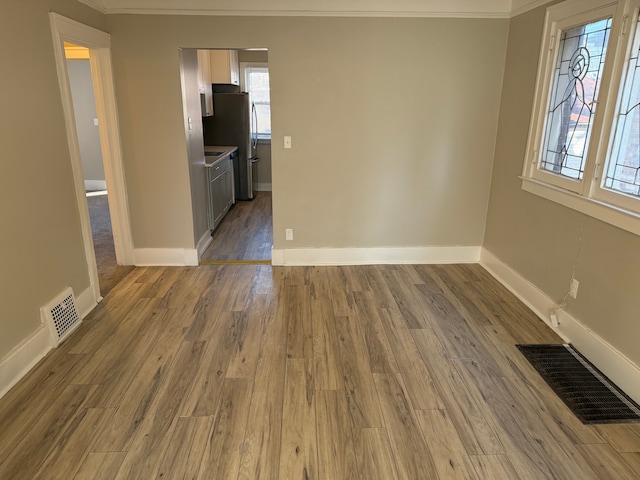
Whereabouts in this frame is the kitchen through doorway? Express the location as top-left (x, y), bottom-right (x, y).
top-left (199, 48), bottom-right (273, 263)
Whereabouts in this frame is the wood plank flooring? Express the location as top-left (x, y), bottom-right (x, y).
top-left (2, 262), bottom-right (640, 479)
top-left (201, 191), bottom-right (273, 262)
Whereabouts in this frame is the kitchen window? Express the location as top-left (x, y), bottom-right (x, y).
top-left (522, 0), bottom-right (640, 235)
top-left (241, 63), bottom-right (271, 140)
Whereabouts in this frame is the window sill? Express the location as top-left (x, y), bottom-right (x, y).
top-left (520, 177), bottom-right (640, 237)
top-left (257, 138), bottom-right (270, 145)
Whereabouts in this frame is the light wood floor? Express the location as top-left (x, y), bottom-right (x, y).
top-left (1, 263), bottom-right (640, 479)
top-left (201, 192), bottom-right (273, 262)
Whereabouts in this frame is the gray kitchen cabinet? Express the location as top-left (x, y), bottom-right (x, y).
top-left (207, 155), bottom-right (234, 231)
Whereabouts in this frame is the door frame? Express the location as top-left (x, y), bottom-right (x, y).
top-left (49, 13), bottom-right (134, 303)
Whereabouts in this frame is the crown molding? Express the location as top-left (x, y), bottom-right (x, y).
top-left (75, 0), bottom-right (523, 18)
top-left (77, 0), bottom-right (554, 18)
top-left (101, 9), bottom-right (511, 18)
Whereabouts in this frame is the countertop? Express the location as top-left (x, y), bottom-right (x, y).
top-left (204, 145), bottom-right (238, 167)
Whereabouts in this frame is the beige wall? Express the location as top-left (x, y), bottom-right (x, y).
top-left (484, 4), bottom-right (640, 367)
top-left (67, 59), bottom-right (105, 182)
top-left (106, 14), bottom-right (508, 250)
top-left (238, 49), bottom-right (268, 63)
top-left (0, 0), bottom-right (105, 360)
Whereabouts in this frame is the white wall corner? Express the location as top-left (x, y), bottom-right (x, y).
top-left (480, 247), bottom-right (640, 404)
top-left (197, 230), bottom-right (213, 259)
top-left (134, 248), bottom-right (199, 266)
top-left (271, 246), bottom-right (481, 266)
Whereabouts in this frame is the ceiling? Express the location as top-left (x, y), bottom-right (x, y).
top-left (78, 0), bottom-right (552, 18)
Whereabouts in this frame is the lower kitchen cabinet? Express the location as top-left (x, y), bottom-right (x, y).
top-left (206, 156), bottom-right (234, 231)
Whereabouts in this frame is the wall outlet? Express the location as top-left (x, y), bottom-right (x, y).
top-left (569, 278), bottom-right (579, 299)
top-left (285, 228), bottom-right (293, 241)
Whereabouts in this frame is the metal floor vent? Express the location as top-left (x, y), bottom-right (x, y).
top-left (517, 344), bottom-right (640, 424)
top-left (41, 287), bottom-right (81, 346)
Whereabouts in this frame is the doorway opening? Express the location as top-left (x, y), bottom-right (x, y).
top-left (196, 48), bottom-right (273, 263)
top-left (50, 14), bottom-right (134, 305)
top-left (65, 44), bottom-right (133, 295)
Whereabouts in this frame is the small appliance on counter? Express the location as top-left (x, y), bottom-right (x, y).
top-left (203, 91), bottom-right (259, 201)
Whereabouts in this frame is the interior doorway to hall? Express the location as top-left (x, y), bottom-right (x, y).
top-left (64, 42), bottom-right (133, 295)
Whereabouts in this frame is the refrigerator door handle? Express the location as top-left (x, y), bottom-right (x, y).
top-left (251, 102), bottom-right (258, 154)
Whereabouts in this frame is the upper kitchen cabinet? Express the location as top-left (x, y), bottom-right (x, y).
top-left (209, 50), bottom-right (239, 85)
top-left (197, 50), bottom-right (214, 116)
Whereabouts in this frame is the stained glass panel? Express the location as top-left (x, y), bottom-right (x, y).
top-left (604, 16), bottom-right (640, 197)
top-left (540, 18), bottom-right (612, 179)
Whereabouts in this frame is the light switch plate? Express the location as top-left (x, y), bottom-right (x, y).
top-left (284, 136), bottom-right (292, 149)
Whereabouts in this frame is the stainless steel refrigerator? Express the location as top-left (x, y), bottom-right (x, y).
top-left (203, 92), bottom-right (259, 200)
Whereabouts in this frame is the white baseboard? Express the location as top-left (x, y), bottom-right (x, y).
top-left (480, 249), bottom-right (561, 336)
top-left (196, 230), bottom-right (213, 259)
top-left (134, 248), bottom-right (199, 266)
top-left (0, 326), bottom-right (50, 399)
top-left (480, 248), bottom-right (640, 404)
top-left (0, 284), bottom-right (97, 400)
top-left (255, 182), bottom-right (272, 192)
top-left (76, 283), bottom-right (99, 318)
top-left (271, 246), bottom-right (481, 266)
top-left (84, 180), bottom-right (107, 191)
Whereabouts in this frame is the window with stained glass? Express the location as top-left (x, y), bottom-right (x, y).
top-left (540, 18), bottom-right (612, 179)
top-left (604, 16), bottom-right (640, 197)
top-left (522, 0), bottom-right (640, 236)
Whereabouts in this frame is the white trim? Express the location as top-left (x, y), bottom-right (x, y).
top-left (90, 8), bottom-right (510, 19)
top-left (480, 248), bottom-right (640, 404)
top-left (556, 308), bottom-right (640, 405)
top-left (0, 326), bottom-right (51, 400)
top-left (271, 246), bottom-right (284, 266)
top-left (49, 14), bottom-right (134, 287)
top-left (480, 248), bottom-right (564, 336)
top-left (134, 248), bottom-right (199, 266)
top-left (271, 246), bottom-right (480, 266)
top-left (76, 283), bottom-right (101, 318)
top-left (89, 46), bottom-right (135, 265)
top-left (0, 284), bottom-right (97, 400)
top-left (196, 230), bottom-right (213, 259)
top-left (255, 182), bottom-right (272, 192)
top-left (521, 177), bottom-right (640, 236)
top-left (84, 179), bottom-right (107, 191)
top-left (79, 0), bottom-right (552, 18)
